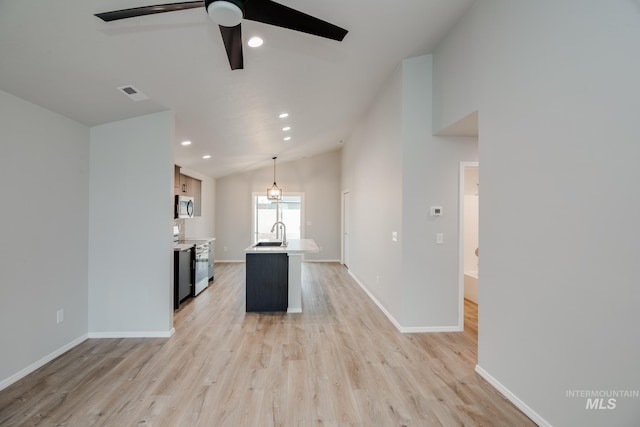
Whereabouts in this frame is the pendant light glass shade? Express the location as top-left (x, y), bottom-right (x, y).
top-left (267, 157), bottom-right (282, 200)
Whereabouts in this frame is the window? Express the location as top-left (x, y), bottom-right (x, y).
top-left (252, 193), bottom-right (304, 243)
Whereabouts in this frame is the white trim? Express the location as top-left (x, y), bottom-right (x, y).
top-left (348, 270), bottom-right (403, 331)
top-left (88, 328), bottom-right (174, 339)
top-left (348, 270), bottom-right (462, 333)
top-left (458, 161), bottom-right (479, 330)
top-left (403, 325), bottom-right (463, 333)
top-left (475, 365), bottom-right (552, 427)
top-left (214, 259), bottom-right (245, 263)
top-left (304, 259), bottom-right (341, 263)
top-left (287, 308), bottom-right (302, 313)
top-left (0, 334), bottom-right (88, 392)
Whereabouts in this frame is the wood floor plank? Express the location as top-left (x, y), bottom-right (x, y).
top-left (0, 262), bottom-right (536, 427)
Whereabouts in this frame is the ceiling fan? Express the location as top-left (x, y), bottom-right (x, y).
top-left (95, 0), bottom-right (348, 70)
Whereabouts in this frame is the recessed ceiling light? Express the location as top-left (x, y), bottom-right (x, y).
top-left (279, 113), bottom-right (289, 118)
top-left (181, 140), bottom-right (192, 146)
top-left (248, 36), bottom-right (263, 48)
top-left (202, 155), bottom-right (211, 159)
top-left (282, 126), bottom-right (291, 131)
top-left (284, 136), bottom-right (292, 141)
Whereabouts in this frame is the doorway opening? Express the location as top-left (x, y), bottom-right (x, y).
top-left (251, 193), bottom-right (304, 243)
top-left (458, 162), bottom-right (479, 330)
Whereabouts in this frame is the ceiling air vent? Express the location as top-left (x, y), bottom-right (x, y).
top-left (117, 85), bottom-right (148, 101)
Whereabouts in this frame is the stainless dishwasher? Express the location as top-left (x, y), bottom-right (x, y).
top-left (180, 240), bottom-right (209, 296)
top-left (193, 242), bottom-right (209, 295)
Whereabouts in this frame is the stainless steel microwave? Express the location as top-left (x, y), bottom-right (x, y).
top-left (176, 195), bottom-right (194, 218)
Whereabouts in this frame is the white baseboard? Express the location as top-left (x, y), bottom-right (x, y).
top-left (348, 270), bottom-right (405, 332)
top-left (0, 334), bottom-right (88, 392)
top-left (88, 328), bottom-right (174, 338)
top-left (402, 325), bottom-right (463, 333)
top-left (304, 259), bottom-right (342, 263)
top-left (475, 365), bottom-right (551, 427)
top-left (348, 271), bottom-right (462, 333)
top-left (287, 308), bottom-right (302, 313)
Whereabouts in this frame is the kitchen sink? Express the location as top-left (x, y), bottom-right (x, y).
top-left (254, 241), bottom-right (284, 247)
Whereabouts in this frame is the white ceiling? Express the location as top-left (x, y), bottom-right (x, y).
top-left (0, 0), bottom-right (473, 178)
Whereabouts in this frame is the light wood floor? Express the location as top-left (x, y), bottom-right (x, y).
top-left (0, 262), bottom-right (535, 426)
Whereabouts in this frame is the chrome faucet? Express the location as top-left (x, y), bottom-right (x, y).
top-left (270, 221), bottom-right (287, 245)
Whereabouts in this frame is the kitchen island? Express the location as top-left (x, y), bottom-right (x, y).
top-left (244, 239), bottom-right (319, 313)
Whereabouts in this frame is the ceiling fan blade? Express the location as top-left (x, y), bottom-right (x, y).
top-left (219, 24), bottom-right (244, 70)
top-left (243, 0), bottom-right (348, 41)
top-left (95, 1), bottom-right (203, 22)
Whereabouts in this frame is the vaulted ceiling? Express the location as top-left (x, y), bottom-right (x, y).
top-left (0, 0), bottom-right (473, 177)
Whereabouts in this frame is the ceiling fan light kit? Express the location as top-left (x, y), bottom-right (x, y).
top-left (95, 0), bottom-right (348, 71)
top-left (206, 0), bottom-right (243, 27)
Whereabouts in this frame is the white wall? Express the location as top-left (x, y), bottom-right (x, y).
top-left (180, 167), bottom-right (216, 240)
top-left (432, 0), bottom-right (480, 134)
top-left (400, 56), bottom-right (478, 329)
top-left (463, 165), bottom-right (479, 274)
top-left (89, 111), bottom-right (174, 336)
top-left (341, 65), bottom-right (404, 318)
top-left (463, 195), bottom-right (479, 274)
top-left (342, 56), bottom-right (478, 331)
top-left (434, 1), bottom-right (640, 425)
top-left (215, 150), bottom-right (342, 262)
top-left (0, 90), bottom-right (89, 388)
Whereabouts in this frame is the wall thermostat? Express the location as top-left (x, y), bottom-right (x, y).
top-left (430, 206), bottom-right (443, 216)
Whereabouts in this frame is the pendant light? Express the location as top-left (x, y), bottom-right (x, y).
top-left (267, 157), bottom-right (282, 200)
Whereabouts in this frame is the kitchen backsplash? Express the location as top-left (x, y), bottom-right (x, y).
top-left (174, 219), bottom-right (186, 241)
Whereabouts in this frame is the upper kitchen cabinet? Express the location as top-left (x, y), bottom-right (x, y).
top-left (174, 165), bottom-right (202, 216)
top-left (191, 178), bottom-right (202, 217)
top-left (174, 165), bottom-right (181, 193)
top-left (179, 173), bottom-right (191, 196)
top-left (178, 172), bottom-right (200, 198)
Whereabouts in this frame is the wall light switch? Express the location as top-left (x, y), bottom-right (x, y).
top-left (436, 233), bottom-right (444, 244)
top-left (430, 206), bottom-right (443, 216)
top-left (392, 231), bottom-right (398, 242)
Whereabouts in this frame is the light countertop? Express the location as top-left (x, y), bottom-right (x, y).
top-left (244, 239), bottom-right (320, 254)
top-left (173, 243), bottom-right (194, 251)
top-left (173, 237), bottom-right (215, 251)
top-left (181, 237), bottom-right (216, 244)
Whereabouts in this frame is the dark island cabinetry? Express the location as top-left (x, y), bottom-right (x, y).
top-left (245, 253), bottom-right (288, 312)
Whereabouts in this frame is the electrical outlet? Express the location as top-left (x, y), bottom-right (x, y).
top-left (376, 275), bottom-right (380, 285)
top-left (436, 233), bottom-right (444, 244)
top-left (56, 309), bottom-right (64, 324)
